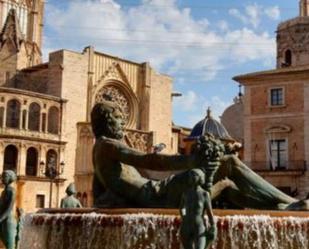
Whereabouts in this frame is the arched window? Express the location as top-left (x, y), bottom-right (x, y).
top-left (0, 107), bottom-right (4, 128)
top-left (6, 99), bottom-right (21, 128)
top-left (45, 149), bottom-right (58, 177)
top-left (28, 102), bottom-right (41, 131)
top-left (48, 107), bottom-right (59, 134)
top-left (3, 145), bottom-right (18, 172)
top-left (285, 49), bottom-right (292, 66)
top-left (26, 147), bottom-right (38, 176)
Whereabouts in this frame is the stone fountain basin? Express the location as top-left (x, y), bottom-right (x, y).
top-left (19, 209), bottom-right (309, 249)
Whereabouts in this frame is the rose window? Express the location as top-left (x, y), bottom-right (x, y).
top-left (95, 86), bottom-right (131, 125)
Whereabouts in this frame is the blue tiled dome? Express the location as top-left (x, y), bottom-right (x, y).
top-left (188, 108), bottom-right (234, 141)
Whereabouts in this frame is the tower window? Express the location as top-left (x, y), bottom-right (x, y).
top-left (284, 49), bottom-right (292, 66)
top-left (270, 88), bottom-right (284, 106)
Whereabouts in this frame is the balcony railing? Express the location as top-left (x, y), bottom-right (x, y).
top-left (245, 160), bottom-right (307, 173)
top-left (0, 127), bottom-right (61, 142)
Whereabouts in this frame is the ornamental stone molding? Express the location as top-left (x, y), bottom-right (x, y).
top-left (124, 129), bottom-right (153, 153)
top-left (264, 124), bottom-right (292, 134)
top-left (93, 62), bottom-right (130, 90)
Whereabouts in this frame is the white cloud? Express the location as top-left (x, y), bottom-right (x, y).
top-left (229, 8), bottom-right (248, 25)
top-left (45, 0), bottom-right (275, 82)
top-left (217, 20), bottom-right (229, 32)
top-left (264, 6), bottom-right (281, 20)
top-left (229, 4), bottom-right (281, 28)
top-left (224, 28), bottom-right (275, 63)
top-left (173, 91), bottom-right (198, 112)
top-left (174, 91), bottom-right (232, 127)
top-left (245, 4), bottom-right (261, 28)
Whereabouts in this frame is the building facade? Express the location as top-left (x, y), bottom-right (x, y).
top-left (0, 0), bottom-right (174, 211)
top-left (234, 0), bottom-right (309, 198)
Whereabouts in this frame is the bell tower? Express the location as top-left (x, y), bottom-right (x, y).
top-left (276, 0), bottom-right (309, 68)
top-left (300, 0), bottom-right (309, 17)
top-left (0, 0), bottom-right (45, 70)
top-left (0, 0), bottom-right (44, 49)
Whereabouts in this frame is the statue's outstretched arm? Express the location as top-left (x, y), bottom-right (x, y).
top-left (102, 137), bottom-right (199, 171)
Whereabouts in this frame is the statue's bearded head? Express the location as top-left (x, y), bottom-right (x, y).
top-left (91, 101), bottom-right (125, 140)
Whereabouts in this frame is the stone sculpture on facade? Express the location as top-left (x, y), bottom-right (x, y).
top-left (60, 183), bottom-right (82, 208)
top-left (0, 170), bottom-right (17, 249)
top-left (90, 99), bottom-right (309, 211)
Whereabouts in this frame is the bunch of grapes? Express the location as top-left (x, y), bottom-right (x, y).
top-left (195, 133), bottom-right (225, 162)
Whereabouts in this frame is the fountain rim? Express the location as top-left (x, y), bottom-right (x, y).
top-left (37, 208), bottom-right (309, 218)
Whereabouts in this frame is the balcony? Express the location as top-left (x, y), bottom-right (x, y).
top-left (247, 160), bottom-right (307, 175)
top-left (0, 127), bottom-right (62, 143)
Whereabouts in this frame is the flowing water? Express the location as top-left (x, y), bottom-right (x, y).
top-left (19, 213), bottom-right (309, 249)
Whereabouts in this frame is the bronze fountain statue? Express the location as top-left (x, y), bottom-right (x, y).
top-left (91, 99), bottom-right (309, 249)
top-left (91, 100), bottom-right (309, 211)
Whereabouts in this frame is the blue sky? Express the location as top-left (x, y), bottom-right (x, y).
top-left (44, 0), bottom-right (298, 128)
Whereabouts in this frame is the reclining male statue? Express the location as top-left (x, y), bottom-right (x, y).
top-left (91, 100), bottom-right (309, 210)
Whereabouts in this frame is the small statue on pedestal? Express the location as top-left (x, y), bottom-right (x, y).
top-left (0, 170), bottom-right (17, 249)
top-left (60, 183), bottom-right (82, 208)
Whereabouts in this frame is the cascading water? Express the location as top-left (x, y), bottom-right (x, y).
top-left (19, 212), bottom-right (309, 249)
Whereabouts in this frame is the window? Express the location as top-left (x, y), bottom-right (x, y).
top-left (6, 99), bottom-right (21, 128)
top-left (26, 147), bottom-right (38, 176)
top-left (48, 107), bottom-right (59, 134)
top-left (284, 50), bottom-right (292, 66)
top-left (270, 88), bottom-right (284, 106)
top-left (4, 145), bottom-right (18, 172)
top-left (36, 195), bottom-right (45, 208)
top-left (45, 150), bottom-right (58, 178)
top-left (28, 102), bottom-right (41, 131)
top-left (269, 139), bottom-right (287, 170)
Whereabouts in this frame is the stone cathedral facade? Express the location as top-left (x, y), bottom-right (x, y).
top-left (0, 0), bottom-right (174, 211)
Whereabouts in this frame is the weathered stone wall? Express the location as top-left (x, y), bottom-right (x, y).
top-left (58, 50), bottom-right (89, 204)
top-left (148, 69), bottom-right (173, 152)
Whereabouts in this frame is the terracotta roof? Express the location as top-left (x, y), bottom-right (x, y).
top-left (233, 65), bottom-right (309, 82)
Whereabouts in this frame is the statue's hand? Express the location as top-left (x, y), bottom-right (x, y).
top-left (206, 224), bottom-right (217, 242)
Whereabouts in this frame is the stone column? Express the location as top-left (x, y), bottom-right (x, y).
top-left (38, 145), bottom-right (46, 177)
top-left (19, 108), bottom-right (23, 130)
top-left (25, 109), bottom-right (29, 130)
top-left (0, 0), bottom-right (4, 30)
top-left (16, 180), bottom-right (25, 209)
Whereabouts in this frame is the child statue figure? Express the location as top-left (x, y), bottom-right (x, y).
top-left (0, 170), bottom-right (17, 249)
top-left (180, 135), bottom-right (224, 249)
top-left (60, 183), bottom-right (82, 208)
top-left (180, 169), bottom-right (216, 249)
